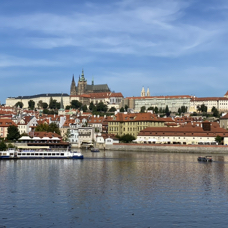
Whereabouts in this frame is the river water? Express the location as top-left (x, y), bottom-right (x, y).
top-left (1, 150), bottom-right (228, 228)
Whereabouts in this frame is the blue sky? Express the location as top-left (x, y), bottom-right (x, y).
top-left (1, 0), bottom-right (228, 104)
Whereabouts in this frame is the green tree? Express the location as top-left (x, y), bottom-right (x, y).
top-left (42, 102), bottom-right (48, 109)
top-left (71, 100), bottom-right (82, 109)
top-left (0, 140), bottom-right (7, 151)
top-left (120, 134), bottom-right (136, 143)
top-left (35, 123), bottom-right (49, 132)
top-left (15, 101), bottom-right (23, 108)
top-left (28, 100), bottom-right (35, 110)
top-left (140, 106), bottom-right (146, 113)
top-left (215, 135), bottom-right (223, 144)
top-left (89, 102), bottom-right (96, 111)
top-left (65, 105), bottom-right (71, 110)
top-left (124, 105), bottom-right (129, 112)
top-left (109, 107), bottom-right (117, 112)
top-left (154, 107), bottom-right (158, 114)
top-left (7, 125), bottom-right (20, 140)
top-left (48, 123), bottom-right (60, 135)
top-left (165, 105), bottom-right (170, 116)
top-left (120, 107), bottom-right (125, 112)
top-left (82, 104), bottom-right (88, 112)
top-left (147, 107), bottom-right (154, 111)
top-left (96, 102), bottom-right (107, 112)
top-left (37, 100), bottom-right (43, 109)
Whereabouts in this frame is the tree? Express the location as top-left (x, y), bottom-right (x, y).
top-left (120, 134), bottom-right (136, 143)
top-left (109, 107), bottom-right (117, 112)
top-left (165, 105), bottom-right (170, 116)
top-left (35, 123), bottom-right (60, 135)
top-left (15, 101), bottom-right (23, 108)
top-left (124, 105), bottom-right (129, 112)
top-left (35, 123), bottom-right (49, 132)
top-left (120, 107), bottom-right (125, 112)
top-left (96, 102), bottom-right (108, 112)
top-left (82, 105), bottom-right (87, 112)
top-left (7, 125), bottom-right (20, 140)
top-left (48, 123), bottom-right (60, 135)
top-left (28, 100), bottom-right (35, 110)
top-left (71, 100), bottom-right (82, 109)
top-left (37, 100), bottom-right (43, 109)
top-left (42, 102), bottom-right (48, 109)
top-left (140, 106), bottom-right (146, 113)
top-left (0, 140), bottom-right (7, 151)
top-left (215, 135), bottom-right (223, 144)
top-left (63, 129), bottom-right (71, 142)
top-left (89, 102), bottom-right (96, 111)
top-left (147, 107), bottom-right (154, 111)
top-left (65, 105), bottom-right (71, 110)
top-left (154, 107), bottom-right (158, 114)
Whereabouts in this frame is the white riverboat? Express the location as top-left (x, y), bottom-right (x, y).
top-left (0, 148), bottom-right (83, 159)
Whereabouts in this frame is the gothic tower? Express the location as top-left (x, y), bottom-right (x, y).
top-left (141, 86), bottom-right (145, 97)
top-left (70, 75), bottom-right (77, 95)
top-left (77, 69), bottom-right (87, 95)
top-left (146, 87), bottom-right (150, 96)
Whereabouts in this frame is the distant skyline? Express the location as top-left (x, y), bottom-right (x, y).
top-left (1, 0), bottom-right (228, 104)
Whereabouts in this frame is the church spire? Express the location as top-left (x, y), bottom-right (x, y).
top-left (60, 93), bottom-right (64, 110)
top-left (146, 87), bottom-right (150, 96)
top-left (92, 76), bottom-right (94, 86)
top-left (70, 74), bottom-right (77, 96)
top-left (141, 86), bottom-right (145, 97)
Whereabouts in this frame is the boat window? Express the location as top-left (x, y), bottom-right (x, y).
top-left (22, 153), bottom-right (26, 155)
top-left (35, 153), bottom-right (39, 155)
top-left (31, 153), bottom-right (34, 155)
top-left (52, 153), bottom-right (55, 155)
top-left (61, 153), bottom-right (64, 156)
top-left (18, 153), bottom-right (21, 156)
top-left (10, 153), bottom-right (14, 156)
top-left (39, 153), bottom-right (43, 155)
top-left (48, 153), bottom-right (51, 156)
top-left (56, 153), bottom-right (59, 156)
top-left (3, 153), bottom-right (6, 156)
top-left (26, 153), bottom-right (30, 155)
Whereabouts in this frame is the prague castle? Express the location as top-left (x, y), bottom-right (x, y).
top-left (5, 70), bottom-right (120, 109)
top-left (70, 69), bottom-right (110, 95)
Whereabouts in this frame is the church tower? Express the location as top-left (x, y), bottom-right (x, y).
top-left (70, 75), bottom-right (77, 95)
top-left (141, 86), bottom-right (145, 97)
top-left (146, 88), bottom-right (150, 96)
top-left (77, 69), bottom-right (87, 95)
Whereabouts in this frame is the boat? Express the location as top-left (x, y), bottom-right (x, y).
top-left (91, 148), bottom-right (100, 152)
top-left (0, 148), bottom-right (84, 159)
top-left (197, 156), bottom-right (212, 162)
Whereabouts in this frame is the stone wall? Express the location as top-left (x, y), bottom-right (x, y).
top-left (105, 143), bottom-right (228, 154)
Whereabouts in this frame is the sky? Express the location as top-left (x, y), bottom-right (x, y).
top-left (1, 0), bottom-right (228, 104)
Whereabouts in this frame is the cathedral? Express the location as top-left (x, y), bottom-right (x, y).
top-left (70, 70), bottom-right (110, 96)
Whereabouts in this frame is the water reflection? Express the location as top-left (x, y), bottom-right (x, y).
top-left (1, 151), bottom-right (228, 227)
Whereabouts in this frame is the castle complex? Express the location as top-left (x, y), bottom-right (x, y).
top-left (70, 70), bottom-right (110, 96)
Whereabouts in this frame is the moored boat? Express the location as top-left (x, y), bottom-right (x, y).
top-left (197, 156), bottom-right (212, 162)
top-left (0, 148), bottom-right (83, 159)
top-left (91, 148), bottom-right (100, 152)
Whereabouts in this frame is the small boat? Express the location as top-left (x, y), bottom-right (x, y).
top-left (197, 156), bottom-right (212, 162)
top-left (0, 148), bottom-right (84, 159)
top-left (91, 148), bottom-right (100, 152)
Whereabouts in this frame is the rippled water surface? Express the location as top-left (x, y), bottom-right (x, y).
top-left (1, 151), bottom-right (228, 228)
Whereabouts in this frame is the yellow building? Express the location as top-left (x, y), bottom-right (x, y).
top-left (108, 112), bottom-right (173, 137)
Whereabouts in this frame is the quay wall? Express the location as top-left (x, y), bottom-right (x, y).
top-left (105, 143), bottom-right (228, 154)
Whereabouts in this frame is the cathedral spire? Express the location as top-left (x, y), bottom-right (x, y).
top-left (70, 74), bottom-right (77, 96)
top-left (146, 87), bottom-right (150, 96)
top-left (141, 86), bottom-right (145, 97)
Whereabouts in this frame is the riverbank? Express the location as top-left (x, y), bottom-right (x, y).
top-left (105, 143), bottom-right (228, 153)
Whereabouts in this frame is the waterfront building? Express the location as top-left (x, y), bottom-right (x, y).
top-left (17, 116), bottom-right (38, 135)
top-left (220, 113), bottom-right (228, 129)
top-left (108, 112), bottom-right (171, 137)
top-left (136, 121), bottom-right (228, 145)
top-left (0, 118), bottom-right (17, 139)
top-left (77, 127), bottom-right (95, 146)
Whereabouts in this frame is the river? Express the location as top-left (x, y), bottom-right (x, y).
top-left (1, 150), bottom-right (228, 228)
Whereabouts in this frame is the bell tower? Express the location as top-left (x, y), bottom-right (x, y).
top-left (77, 69), bottom-right (87, 95)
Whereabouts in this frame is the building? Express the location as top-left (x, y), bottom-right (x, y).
top-left (136, 121), bottom-right (228, 145)
top-left (108, 112), bottom-right (169, 137)
top-left (70, 69), bottom-right (110, 96)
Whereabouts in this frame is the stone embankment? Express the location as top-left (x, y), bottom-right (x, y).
top-left (105, 143), bottom-right (228, 154)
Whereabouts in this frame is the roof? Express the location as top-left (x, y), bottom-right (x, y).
top-left (125, 95), bottom-right (192, 100)
top-left (8, 93), bottom-right (69, 99)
